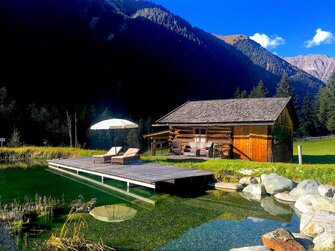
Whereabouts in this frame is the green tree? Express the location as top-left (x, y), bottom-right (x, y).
top-left (249, 80), bottom-right (269, 98)
top-left (234, 87), bottom-right (248, 99)
top-left (275, 73), bottom-right (293, 98)
top-left (318, 72), bottom-right (335, 132)
top-left (0, 86), bottom-right (16, 115)
top-left (299, 91), bottom-right (318, 136)
top-left (7, 127), bottom-right (22, 147)
top-left (275, 73), bottom-right (299, 109)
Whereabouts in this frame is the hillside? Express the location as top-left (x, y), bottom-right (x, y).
top-left (284, 54), bottom-right (335, 83)
top-left (0, 1), bottom-right (324, 116)
top-left (0, 0), bottom-right (326, 145)
top-left (216, 34), bottom-right (325, 96)
top-left (0, 0), bottom-right (265, 118)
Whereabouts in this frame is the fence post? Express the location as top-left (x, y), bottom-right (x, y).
top-left (298, 145), bottom-right (302, 165)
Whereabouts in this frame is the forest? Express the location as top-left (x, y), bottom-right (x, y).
top-left (235, 71), bottom-right (335, 137)
top-left (1, 71), bottom-right (334, 149)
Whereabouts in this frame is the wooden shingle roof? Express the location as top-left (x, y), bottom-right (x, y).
top-left (156, 97), bottom-right (293, 125)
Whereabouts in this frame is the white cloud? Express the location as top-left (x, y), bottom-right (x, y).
top-left (250, 33), bottom-right (285, 49)
top-left (247, 217), bottom-right (266, 223)
top-left (305, 28), bottom-right (335, 48)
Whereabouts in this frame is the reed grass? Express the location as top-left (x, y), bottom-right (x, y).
top-left (0, 194), bottom-right (65, 235)
top-left (45, 196), bottom-right (113, 251)
top-left (0, 147), bottom-right (105, 161)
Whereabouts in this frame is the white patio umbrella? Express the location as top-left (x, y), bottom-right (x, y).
top-left (90, 118), bottom-right (139, 148)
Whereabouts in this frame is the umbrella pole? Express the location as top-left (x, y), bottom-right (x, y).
top-left (114, 129), bottom-right (116, 151)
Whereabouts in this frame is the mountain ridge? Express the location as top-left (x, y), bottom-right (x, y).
top-left (0, 0), bottom-right (324, 120)
top-left (216, 34), bottom-right (325, 97)
top-left (284, 54), bottom-right (335, 83)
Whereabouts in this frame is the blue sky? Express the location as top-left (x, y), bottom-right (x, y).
top-left (151, 0), bottom-right (335, 57)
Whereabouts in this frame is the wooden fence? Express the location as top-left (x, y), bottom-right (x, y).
top-left (294, 134), bottom-right (335, 141)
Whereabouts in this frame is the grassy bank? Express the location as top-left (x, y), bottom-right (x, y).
top-left (0, 146), bottom-right (105, 161)
top-left (293, 138), bottom-right (335, 164)
top-left (141, 156), bottom-right (335, 185)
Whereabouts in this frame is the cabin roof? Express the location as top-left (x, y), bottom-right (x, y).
top-left (156, 97), bottom-right (295, 125)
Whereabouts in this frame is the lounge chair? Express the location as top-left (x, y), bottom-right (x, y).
top-left (170, 141), bottom-right (182, 155)
top-left (93, 146), bottom-right (122, 163)
top-left (184, 141), bottom-right (213, 156)
top-left (111, 148), bottom-right (140, 165)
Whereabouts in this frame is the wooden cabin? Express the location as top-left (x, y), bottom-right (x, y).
top-left (154, 97), bottom-right (298, 162)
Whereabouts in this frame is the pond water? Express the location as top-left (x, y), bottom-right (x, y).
top-left (0, 166), bottom-right (300, 250)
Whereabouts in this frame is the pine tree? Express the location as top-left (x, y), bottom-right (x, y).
top-left (249, 80), bottom-right (269, 98)
top-left (7, 126), bottom-right (22, 147)
top-left (318, 71), bottom-right (335, 132)
top-left (275, 72), bottom-right (299, 109)
top-left (234, 87), bottom-right (248, 99)
top-left (299, 91), bottom-right (318, 136)
top-left (275, 73), bottom-right (293, 98)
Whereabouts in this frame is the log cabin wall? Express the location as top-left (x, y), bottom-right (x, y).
top-left (272, 107), bottom-right (294, 162)
top-left (206, 127), bottom-right (232, 156)
top-left (170, 126), bottom-right (232, 156)
top-left (233, 125), bottom-right (272, 162)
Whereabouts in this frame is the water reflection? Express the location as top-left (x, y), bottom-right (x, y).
top-left (261, 196), bottom-right (293, 216)
top-left (159, 190), bottom-right (299, 251)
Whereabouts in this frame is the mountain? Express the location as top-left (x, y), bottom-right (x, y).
top-left (0, 0), bottom-right (324, 121)
top-left (284, 54), bottom-right (335, 83)
top-left (215, 34), bottom-right (325, 98)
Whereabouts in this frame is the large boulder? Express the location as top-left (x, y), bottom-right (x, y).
top-left (300, 210), bottom-right (335, 237)
top-left (261, 173), bottom-right (295, 195)
top-left (239, 176), bottom-right (259, 186)
top-left (262, 228), bottom-right (305, 251)
top-left (229, 246), bottom-right (271, 251)
top-left (313, 232), bottom-right (335, 251)
top-left (318, 184), bottom-right (335, 198)
top-left (310, 196), bottom-right (335, 213)
top-left (274, 192), bottom-right (295, 204)
top-left (261, 197), bottom-right (293, 216)
top-left (294, 194), bottom-right (319, 213)
top-left (243, 184), bottom-right (266, 195)
top-left (289, 179), bottom-right (321, 200)
top-left (241, 192), bottom-right (262, 202)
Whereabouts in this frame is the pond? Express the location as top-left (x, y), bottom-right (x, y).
top-left (0, 166), bottom-right (300, 250)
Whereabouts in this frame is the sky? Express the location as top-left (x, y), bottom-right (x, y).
top-left (151, 0), bottom-right (335, 57)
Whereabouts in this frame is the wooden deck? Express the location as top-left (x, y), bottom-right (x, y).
top-left (48, 158), bottom-right (213, 191)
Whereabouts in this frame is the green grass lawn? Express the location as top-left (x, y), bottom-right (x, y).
top-left (293, 138), bottom-right (335, 164)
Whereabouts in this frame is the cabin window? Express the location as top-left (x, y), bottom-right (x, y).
top-left (194, 128), bottom-right (207, 142)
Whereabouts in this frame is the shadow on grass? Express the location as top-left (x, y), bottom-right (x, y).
top-left (157, 158), bottom-right (207, 164)
top-left (293, 155), bottom-right (335, 164)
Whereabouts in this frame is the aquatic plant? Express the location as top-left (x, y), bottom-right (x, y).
top-left (70, 195), bottom-right (97, 213)
top-left (0, 194), bottom-right (65, 235)
top-left (46, 196), bottom-right (113, 251)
